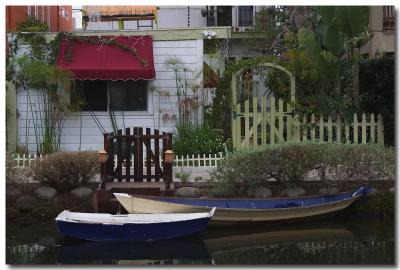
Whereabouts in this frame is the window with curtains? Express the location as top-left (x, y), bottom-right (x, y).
top-left (238, 6), bottom-right (253, 26)
top-left (74, 80), bottom-right (148, 112)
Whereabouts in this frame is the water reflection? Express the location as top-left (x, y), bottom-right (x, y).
top-left (58, 238), bottom-right (211, 263)
top-left (6, 218), bottom-right (394, 265)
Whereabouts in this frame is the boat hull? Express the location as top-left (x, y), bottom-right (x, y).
top-left (116, 195), bottom-right (358, 224)
top-left (56, 217), bottom-right (211, 241)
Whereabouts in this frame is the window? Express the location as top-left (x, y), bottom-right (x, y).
top-left (238, 6), bottom-right (253, 26)
top-left (216, 6), bottom-right (232, 26)
top-left (75, 80), bottom-right (148, 112)
top-left (81, 80), bottom-right (108, 111)
top-left (109, 80), bottom-right (147, 111)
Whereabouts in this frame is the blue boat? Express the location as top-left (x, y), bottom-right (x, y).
top-left (55, 208), bottom-right (215, 241)
top-left (114, 186), bottom-right (372, 225)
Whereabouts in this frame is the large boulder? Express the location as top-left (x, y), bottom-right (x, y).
top-left (15, 195), bottom-right (37, 212)
top-left (70, 187), bottom-right (93, 200)
top-left (319, 186), bottom-right (340, 195)
top-left (176, 187), bottom-right (199, 198)
top-left (280, 187), bottom-right (306, 198)
top-left (6, 187), bottom-right (22, 201)
top-left (249, 187), bottom-right (272, 198)
top-left (34, 186), bottom-right (57, 200)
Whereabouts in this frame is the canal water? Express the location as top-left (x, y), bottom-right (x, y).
top-left (6, 216), bottom-right (394, 265)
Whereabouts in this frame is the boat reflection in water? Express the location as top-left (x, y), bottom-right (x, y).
top-left (57, 237), bottom-right (211, 264)
top-left (56, 219), bottom-right (394, 265)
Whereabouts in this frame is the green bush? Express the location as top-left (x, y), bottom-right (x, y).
top-left (173, 124), bottom-right (226, 156)
top-left (32, 151), bottom-right (97, 192)
top-left (210, 143), bottom-right (394, 197)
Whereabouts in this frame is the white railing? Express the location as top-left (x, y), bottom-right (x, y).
top-left (174, 152), bottom-right (225, 168)
top-left (10, 153), bottom-right (44, 167)
top-left (9, 152), bottom-right (226, 169)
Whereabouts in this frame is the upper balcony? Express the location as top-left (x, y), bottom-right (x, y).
top-left (204, 6), bottom-right (274, 38)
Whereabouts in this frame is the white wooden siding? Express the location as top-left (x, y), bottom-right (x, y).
top-left (16, 39), bottom-right (204, 152)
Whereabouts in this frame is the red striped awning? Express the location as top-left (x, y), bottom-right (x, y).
top-left (56, 35), bottom-right (155, 81)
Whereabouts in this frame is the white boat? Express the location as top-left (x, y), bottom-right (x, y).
top-left (113, 185), bottom-right (372, 225)
top-left (55, 208), bottom-right (215, 241)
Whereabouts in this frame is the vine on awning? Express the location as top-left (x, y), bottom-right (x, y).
top-left (58, 32), bottom-right (149, 67)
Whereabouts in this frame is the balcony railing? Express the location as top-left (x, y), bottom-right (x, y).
top-left (383, 6), bottom-right (395, 32)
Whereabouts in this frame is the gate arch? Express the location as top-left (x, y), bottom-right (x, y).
top-left (231, 62), bottom-right (296, 150)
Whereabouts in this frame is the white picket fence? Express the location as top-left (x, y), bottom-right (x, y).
top-left (10, 153), bottom-right (44, 167)
top-left (174, 152), bottom-right (225, 168)
top-left (9, 152), bottom-right (226, 169)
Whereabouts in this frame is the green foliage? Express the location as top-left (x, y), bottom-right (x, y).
top-left (359, 57), bottom-right (395, 146)
top-left (211, 143), bottom-right (394, 197)
top-left (32, 151), bottom-right (98, 192)
top-left (16, 16), bottom-right (49, 60)
top-left (173, 124), bottom-right (226, 156)
top-left (15, 56), bottom-right (71, 154)
top-left (175, 171), bottom-right (192, 185)
top-left (16, 16), bottom-right (49, 32)
top-left (266, 6), bottom-right (371, 118)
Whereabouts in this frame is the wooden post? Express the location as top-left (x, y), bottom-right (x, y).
top-left (101, 133), bottom-right (110, 189)
top-left (261, 96), bottom-right (266, 146)
top-left (236, 103), bottom-right (242, 150)
top-left (133, 127), bottom-right (139, 181)
top-left (138, 128), bottom-right (144, 181)
top-left (163, 133), bottom-right (173, 189)
top-left (319, 115), bottom-right (324, 142)
top-left (353, 114), bottom-right (359, 144)
top-left (146, 128), bottom-right (152, 181)
top-left (370, 114), bottom-right (376, 143)
top-left (278, 99), bottom-right (284, 142)
top-left (361, 113), bottom-right (367, 144)
top-left (125, 128), bottom-right (131, 182)
top-left (337, 115), bottom-right (342, 143)
top-left (302, 115), bottom-right (307, 142)
top-left (154, 129), bottom-right (160, 182)
top-left (270, 97), bottom-right (275, 144)
top-left (244, 99), bottom-right (250, 148)
top-left (253, 97), bottom-right (258, 148)
top-left (327, 115), bottom-right (332, 143)
top-left (117, 129), bottom-right (123, 182)
top-left (344, 119), bottom-right (350, 143)
top-left (310, 114), bottom-right (316, 141)
top-left (231, 74), bottom-right (238, 150)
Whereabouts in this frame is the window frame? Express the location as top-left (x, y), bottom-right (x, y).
top-left (71, 80), bottom-right (153, 116)
top-left (238, 6), bottom-right (254, 27)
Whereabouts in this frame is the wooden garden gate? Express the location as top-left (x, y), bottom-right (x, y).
top-left (99, 127), bottom-right (173, 189)
top-left (231, 62), bottom-right (384, 150)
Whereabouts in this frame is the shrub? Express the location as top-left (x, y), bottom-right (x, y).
top-left (175, 171), bottom-right (191, 186)
top-left (210, 143), bottom-right (394, 197)
top-left (173, 124), bottom-right (226, 156)
top-left (6, 153), bottom-right (35, 184)
top-left (32, 151), bottom-right (97, 192)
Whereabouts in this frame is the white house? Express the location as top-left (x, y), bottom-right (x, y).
top-left (10, 27), bottom-right (231, 152)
